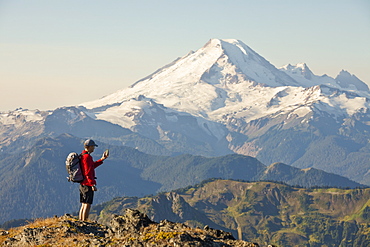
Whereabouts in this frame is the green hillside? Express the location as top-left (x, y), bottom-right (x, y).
top-left (0, 134), bottom-right (365, 225)
top-left (91, 179), bottom-right (370, 246)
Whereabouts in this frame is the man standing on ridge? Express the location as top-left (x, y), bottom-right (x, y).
top-left (79, 139), bottom-right (109, 221)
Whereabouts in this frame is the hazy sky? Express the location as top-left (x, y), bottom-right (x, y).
top-left (1, 0), bottom-right (369, 111)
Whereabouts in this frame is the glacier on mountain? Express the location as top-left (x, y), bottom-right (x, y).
top-left (1, 38), bottom-right (368, 134)
top-left (1, 38), bottom-right (370, 185)
top-left (80, 39), bottom-right (369, 132)
top-left (0, 108), bottom-right (47, 125)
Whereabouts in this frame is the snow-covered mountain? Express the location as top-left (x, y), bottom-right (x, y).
top-left (1, 38), bottom-right (370, 185)
top-left (81, 38), bottom-right (370, 186)
top-left (81, 38), bottom-right (369, 133)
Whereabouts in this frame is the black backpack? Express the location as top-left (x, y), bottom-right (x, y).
top-left (65, 152), bottom-right (85, 183)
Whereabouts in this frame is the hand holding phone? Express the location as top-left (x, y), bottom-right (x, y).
top-left (102, 149), bottom-right (109, 160)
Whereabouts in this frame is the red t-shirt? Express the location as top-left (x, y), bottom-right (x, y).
top-left (80, 150), bottom-right (103, 186)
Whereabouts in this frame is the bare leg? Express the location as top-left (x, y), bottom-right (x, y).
top-left (79, 203), bottom-right (85, 221)
top-left (79, 203), bottom-right (91, 221)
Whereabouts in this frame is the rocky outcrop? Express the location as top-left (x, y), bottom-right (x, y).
top-left (1, 209), bottom-right (265, 247)
top-left (1, 214), bottom-right (109, 247)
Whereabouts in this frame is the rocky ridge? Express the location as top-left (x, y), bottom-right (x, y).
top-left (0, 209), bottom-right (269, 247)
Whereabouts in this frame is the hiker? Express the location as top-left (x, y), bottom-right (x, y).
top-left (79, 139), bottom-right (109, 221)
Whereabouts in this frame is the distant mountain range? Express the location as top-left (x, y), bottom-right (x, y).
top-left (0, 134), bottom-right (365, 225)
top-left (90, 179), bottom-right (370, 246)
top-left (1, 38), bottom-right (370, 231)
top-left (1, 39), bottom-right (369, 187)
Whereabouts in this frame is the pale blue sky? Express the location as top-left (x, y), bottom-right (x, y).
top-left (0, 0), bottom-right (369, 111)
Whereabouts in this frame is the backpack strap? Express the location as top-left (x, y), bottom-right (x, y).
top-left (79, 151), bottom-right (89, 160)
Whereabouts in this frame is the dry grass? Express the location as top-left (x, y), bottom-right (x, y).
top-left (0, 217), bottom-right (60, 243)
top-left (0, 225), bottom-right (25, 244)
top-left (26, 217), bottom-right (60, 228)
top-left (0, 216), bottom-right (96, 247)
top-left (0, 214), bottom-right (249, 246)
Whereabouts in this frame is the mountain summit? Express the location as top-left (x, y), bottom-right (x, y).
top-left (82, 39), bottom-right (302, 111)
top-left (83, 38), bottom-right (368, 111)
top-left (1, 38), bottom-right (370, 187)
top-left (79, 38), bottom-right (370, 185)
top-left (127, 38), bottom-right (300, 88)
top-left (81, 38), bottom-right (369, 132)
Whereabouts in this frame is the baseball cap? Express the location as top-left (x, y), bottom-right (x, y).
top-left (84, 139), bottom-right (98, 147)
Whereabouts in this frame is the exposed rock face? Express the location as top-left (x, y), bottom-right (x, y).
top-left (110, 209), bottom-right (154, 237)
top-left (1, 209), bottom-right (267, 247)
